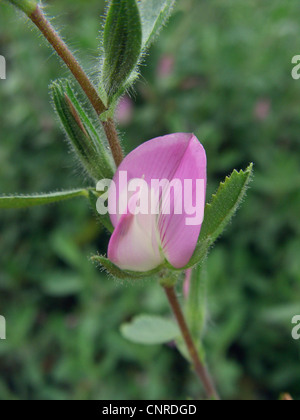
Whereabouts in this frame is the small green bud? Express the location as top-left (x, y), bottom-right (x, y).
top-left (101, 0), bottom-right (142, 102)
top-left (6, 0), bottom-right (38, 15)
top-left (50, 80), bottom-right (115, 181)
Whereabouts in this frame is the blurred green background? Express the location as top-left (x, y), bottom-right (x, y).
top-left (0, 0), bottom-right (300, 400)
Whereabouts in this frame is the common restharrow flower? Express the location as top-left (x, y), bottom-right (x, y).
top-left (107, 133), bottom-right (207, 272)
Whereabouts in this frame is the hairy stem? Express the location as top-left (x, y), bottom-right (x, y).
top-left (163, 285), bottom-right (220, 400)
top-left (102, 118), bottom-right (124, 167)
top-left (29, 6), bottom-right (123, 166)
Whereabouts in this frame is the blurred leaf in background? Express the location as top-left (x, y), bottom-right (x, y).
top-left (0, 0), bottom-right (300, 400)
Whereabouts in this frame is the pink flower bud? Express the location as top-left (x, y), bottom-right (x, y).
top-left (157, 54), bottom-right (175, 79)
top-left (254, 99), bottom-right (270, 121)
top-left (116, 96), bottom-right (133, 126)
top-left (107, 133), bottom-right (207, 272)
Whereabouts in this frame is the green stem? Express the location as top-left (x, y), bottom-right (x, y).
top-left (163, 285), bottom-right (220, 400)
top-left (28, 5), bottom-right (123, 167)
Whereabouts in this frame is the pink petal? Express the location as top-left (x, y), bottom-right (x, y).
top-left (109, 133), bottom-right (197, 227)
top-left (158, 135), bottom-right (206, 268)
top-left (108, 192), bottom-right (163, 272)
top-left (108, 133), bottom-right (206, 271)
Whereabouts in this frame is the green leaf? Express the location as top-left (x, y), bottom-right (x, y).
top-left (101, 0), bottom-right (142, 102)
top-left (50, 234), bottom-right (85, 270)
top-left (88, 190), bottom-right (114, 233)
top-left (138, 0), bottom-right (176, 48)
top-left (261, 304), bottom-right (300, 325)
top-left (91, 254), bottom-right (164, 279)
top-left (42, 272), bottom-right (83, 297)
top-left (51, 79), bottom-right (115, 180)
top-left (121, 314), bottom-right (180, 344)
top-left (185, 265), bottom-right (207, 341)
top-left (0, 189), bottom-right (91, 209)
top-left (184, 163), bottom-right (254, 269)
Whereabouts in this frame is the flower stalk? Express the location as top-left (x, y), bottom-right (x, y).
top-left (7, 0), bottom-right (37, 15)
top-left (163, 285), bottom-right (220, 400)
